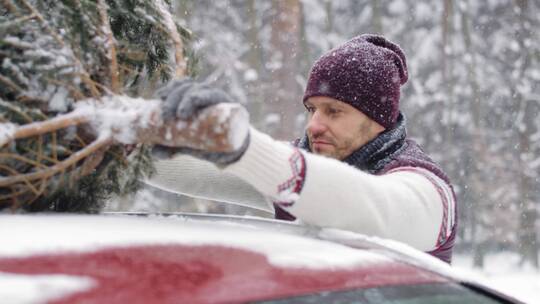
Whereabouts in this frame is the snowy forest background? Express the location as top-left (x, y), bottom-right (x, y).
top-left (0, 0), bottom-right (537, 300)
top-left (141, 0), bottom-right (539, 269)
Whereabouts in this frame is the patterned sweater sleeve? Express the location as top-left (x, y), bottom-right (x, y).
top-left (225, 128), bottom-right (455, 251)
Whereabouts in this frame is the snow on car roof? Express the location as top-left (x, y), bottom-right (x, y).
top-left (0, 271), bottom-right (95, 304)
top-left (318, 228), bottom-right (456, 276)
top-left (0, 214), bottom-right (388, 270)
top-left (0, 214), bottom-right (454, 303)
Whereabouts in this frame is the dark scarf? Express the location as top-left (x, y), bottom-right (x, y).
top-left (296, 113), bottom-right (407, 174)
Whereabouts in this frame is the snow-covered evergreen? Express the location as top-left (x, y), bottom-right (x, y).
top-left (0, 0), bottom-right (192, 212)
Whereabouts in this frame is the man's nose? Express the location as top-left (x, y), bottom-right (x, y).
top-left (307, 111), bottom-right (327, 135)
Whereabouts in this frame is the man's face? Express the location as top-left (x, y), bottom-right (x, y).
top-left (305, 96), bottom-right (385, 160)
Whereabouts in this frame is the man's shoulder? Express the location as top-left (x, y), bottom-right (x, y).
top-left (400, 139), bottom-right (433, 161)
top-left (382, 139), bottom-right (452, 184)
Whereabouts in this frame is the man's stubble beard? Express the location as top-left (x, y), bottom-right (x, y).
top-left (309, 137), bottom-right (353, 160)
top-left (308, 122), bottom-right (371, 161)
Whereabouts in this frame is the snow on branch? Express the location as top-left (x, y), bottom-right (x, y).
top-left (0, 96), bottom-right (248, 191)
top-left (154, 0), bottom-right (187, 77)
top-left (1, 96), bottom-right (247, 150)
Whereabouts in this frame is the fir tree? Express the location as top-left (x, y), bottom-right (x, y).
top-left (0, 0), bottom-right (194, 212)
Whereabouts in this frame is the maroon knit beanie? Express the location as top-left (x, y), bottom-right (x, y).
top-left (303, 34), bottom-right (408, 129)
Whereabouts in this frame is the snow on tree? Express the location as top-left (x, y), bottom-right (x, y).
top-left (0, 0), bottom-right (222, 212)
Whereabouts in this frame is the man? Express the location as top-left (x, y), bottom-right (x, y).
top-left (151, 34), bottom-right (457, 263)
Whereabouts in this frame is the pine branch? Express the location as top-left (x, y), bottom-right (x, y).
top-left (0, 13), bottom-right (37, 29)
top-left (154, 0), bottom-right (187, 77)
top-left (2, 0), bottom-right (18, 14)
top-left (97, 0), bottom-right (120, 93)
top-left (2, 112), bottom-right (89, 145)
top-left (18, 0), bottom-right (101, 98)
top-left (0, 153), bottom-right (49, 169)
top-left (0, 74), bottom-right (24, 94)
top-left (0, 141), bottom-right (108, 211)
top-left (0, 134), bottom-right (113, 187)
top-left (0, 100), bottom-right (33, 122)
top-left (43, 78), bottom-right (86, 100)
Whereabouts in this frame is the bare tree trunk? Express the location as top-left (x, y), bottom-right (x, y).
top-left (371, 0), bottom-right (383, 34)
top-left (461, 0), bottom-right (490, 268)
top-left (459, 0), bottom-right (488, 268)
top-left (514, 0), bottom-right (539, 268)
top-left (441, 0), bottom-right (455, 144)
top-left (298, 0), bottom-right (312, 73)
top-left (324, 0), bottom-right (333, 35)
top-left (244, 0), bottom-right (266, 126)
top-left (268, 0), bottom-right (303, 140)
top-left (246, 0), bottom-right (263, 74)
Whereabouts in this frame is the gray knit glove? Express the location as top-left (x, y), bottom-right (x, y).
top-left (153, 79), bottom-right (250, 165)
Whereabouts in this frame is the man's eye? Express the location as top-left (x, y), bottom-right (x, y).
top-left (306, 106), bottom-right (315, 113)
top-left (328, 108), bottom-right (341, 115)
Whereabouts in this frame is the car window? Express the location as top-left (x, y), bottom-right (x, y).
top-left (257, 282), bottom-right (507, 304)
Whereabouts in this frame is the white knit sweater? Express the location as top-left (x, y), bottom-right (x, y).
top-left (149, 127), bottom-right (456, 252)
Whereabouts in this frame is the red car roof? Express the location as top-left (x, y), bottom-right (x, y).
top-left (0, 244), bottom-right (448, 304)
top-left (0, 215), bottom-right (450, 303)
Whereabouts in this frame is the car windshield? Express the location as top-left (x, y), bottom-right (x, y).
top-left (257, 282), bottom-right (506, 304)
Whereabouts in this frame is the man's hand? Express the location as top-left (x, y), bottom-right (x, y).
top-left (153, 79), bottom-right (250, 165)
top-left (157, 79), bottom-right (236, 121)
